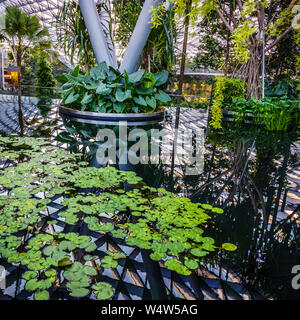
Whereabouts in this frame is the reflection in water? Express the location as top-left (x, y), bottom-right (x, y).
top-left (60, 114), bottom-right (300, 300)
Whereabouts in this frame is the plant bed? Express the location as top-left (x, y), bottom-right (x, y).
top-left (56, 62), bottom-right (171, 126)
top-left (209, 97), bottom-right (299, 131)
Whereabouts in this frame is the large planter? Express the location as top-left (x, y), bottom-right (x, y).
top-left (59, 105), bottom-right (166, 126)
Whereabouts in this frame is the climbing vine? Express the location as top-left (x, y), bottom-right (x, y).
top-left (210, 76), bottom-right (246, 129)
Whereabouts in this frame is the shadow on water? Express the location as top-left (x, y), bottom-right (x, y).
top-left (58, 113), bottom-right (300, 300)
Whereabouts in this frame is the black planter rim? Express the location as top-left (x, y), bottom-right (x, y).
top-left (59, 105), bottom-right (166, 125)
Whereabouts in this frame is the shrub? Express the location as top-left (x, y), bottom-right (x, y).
top-left (210, 76), bottom-right (246, 129)
top-left (56, 62), bottom-right (172, 114)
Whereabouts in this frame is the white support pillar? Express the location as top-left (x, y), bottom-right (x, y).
top-left (79, 0), bottom-right (114, 67)
top-left (119, 0), bottom-right (164, 74)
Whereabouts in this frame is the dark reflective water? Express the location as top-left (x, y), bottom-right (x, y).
top-left (59, 110), bottom-right (300, 300)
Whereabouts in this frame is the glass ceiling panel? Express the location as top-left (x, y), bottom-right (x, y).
top-left (0, 0), bottom-right (67, 30)
top-left (0, 0), bottom-right (76, 67)
top-left (0, 1), bottom-right (205, 72)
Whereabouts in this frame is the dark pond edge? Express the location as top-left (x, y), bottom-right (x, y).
top-left (221, 110), bottom-right (263, 124)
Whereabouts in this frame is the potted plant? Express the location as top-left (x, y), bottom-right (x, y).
top-left (56, 61), bottom-right (172, 125)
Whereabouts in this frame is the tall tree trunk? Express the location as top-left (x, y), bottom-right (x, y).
top-left (17, 51), bottom-right (24, 136)
top-left (243, 42), bottom-right (262, 99)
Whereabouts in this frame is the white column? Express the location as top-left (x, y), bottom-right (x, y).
top-left (79, 0), bottom-right (114, 66)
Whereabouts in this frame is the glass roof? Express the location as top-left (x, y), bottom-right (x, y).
top-left (0, 0), bottom-right (66, 34)
top-left (0, 1), bottom-right (204, 72)
top-left (0, 0), bottom-right (65, 20)
top-left (0, 0), bottom-right (74, 67)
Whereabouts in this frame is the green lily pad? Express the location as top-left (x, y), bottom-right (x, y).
top-left (222, 243), bottom-right (237, 251)
top-left (34, 290), bottom-right (50, 300)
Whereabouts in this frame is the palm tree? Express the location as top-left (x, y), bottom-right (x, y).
top-left (0, 7), bottom-right (51, 136)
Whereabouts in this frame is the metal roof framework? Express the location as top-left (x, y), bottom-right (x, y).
top-left (0, 0), bottom-right (65, 24)
top-left (0, 1), bottom-right (205, 71)
top-left (0, 0), bottom-right (76, 67)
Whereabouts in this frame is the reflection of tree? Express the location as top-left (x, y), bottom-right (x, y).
top-left (191, 137), bottom-right (267, 228)
top-left (189, 125), bottom-right (299, 299)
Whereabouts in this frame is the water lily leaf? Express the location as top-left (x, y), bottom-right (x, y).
top-left (84, 242), bottom-right (97, 253)
top-left (111, 229), bottom-right (126, 238)
top-left (150, 252), bottom-right (166, 261)
top-left (164, 259), bottom-right (191, 276)
top-left (25, 278), bottom-right (39, 291)
top-left (190, 248), bottom-right (208, 257)
top-left (98, 223), bottom-right (114, 232)
top-left (34, 290), bottom-right (49, 301)
top-left (184, 259), bottom-right (199, 270)
top-left (222, 243), bottom-right (237, 251)
top-left (22, 271), bottom-right (38, 281)
top-left (83, 266), bottom-right (97, 276)
top-left (92, 282), bottom-right (114, 300)
top-left (58, 257), bottom-right (72, 267)
top-left (70, 287), bottom-right (90, 298)
top-left (212, 207), bottom-right (224, 214)
top-left (45, 269), bottom-right (56, 278)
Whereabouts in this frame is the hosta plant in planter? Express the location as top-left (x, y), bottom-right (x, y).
top-left (56, 62), bottom-right (172, 124)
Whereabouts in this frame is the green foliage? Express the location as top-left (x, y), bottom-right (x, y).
top-left (231, 21), bottom-right (256, 64)
top-left (92, 282), bottom-right (114, 300)
top-left (210, 76), bottom-right (246, 129)
top-left (36, 58), bottom-right (56, 96)
top-left (151, 0), bottom-right (202, 27)
top-left (113, 0), bottom-right (177, 72)
top-left (36, 58), bottom-right (56, 117)
top-left (265, 78), bottom-right (299, 100)
top-left (1, 7), bottom-right (51, 62)
top-left (57, 62), bottom-right (171, 113)
top-left (226, 97), bottom-right (299, 131)
top-left (54, 1), bottom-right (98, 70)
top-left (81, 186), bottom-right (235, 276)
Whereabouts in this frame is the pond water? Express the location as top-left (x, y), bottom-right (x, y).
top-left (0, 105), bottom-right (299, 300)
top-left (57, 108), bottom-right (300, 300)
